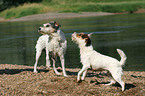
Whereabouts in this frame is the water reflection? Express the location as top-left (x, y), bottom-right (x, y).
top-left (65, 31), bottom-right (121, 36)
top-left (63, 25), bottom-right (134, 31)
top-left (0, 13), bottom-right (145, 71)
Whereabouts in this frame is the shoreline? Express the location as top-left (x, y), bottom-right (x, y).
top-left (1, 12), bottom-right (115, 22)
top-left (0, 9), bottom-right (145, 22)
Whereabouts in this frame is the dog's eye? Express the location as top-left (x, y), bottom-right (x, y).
top-left (79, 34), bottom-right (82, 36)
top-left (46, 25), bottom-right (49, 27)
top-left (82, 35), bottom-right (85, 39)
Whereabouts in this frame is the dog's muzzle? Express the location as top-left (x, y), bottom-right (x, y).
top-left (72, 32), bottom-right (77, 41)
top-left (38, 27), bottom-right (46, 35)
top-left (72, 32), bottom-right (76, 37)
top-left (38, 27), bottom-right (42, 32)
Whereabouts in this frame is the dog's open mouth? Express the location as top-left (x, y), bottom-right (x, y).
top-left (38, 30), bottom-right (46, 35)
top-left (38, 30), bottom-right (54, 35)
top-left (38, 30), bottom-right (44, 34)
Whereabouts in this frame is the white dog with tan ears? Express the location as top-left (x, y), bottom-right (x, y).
top-left (72, 32), bottom-right (127, 91)
top-left (34, 21), bottom-right (67, 77)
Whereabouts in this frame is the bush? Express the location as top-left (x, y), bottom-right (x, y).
top-left (1, 3), bottom-right (43, 19)
top-left (61, 2), bottom-right (145, 13)
top-left (1, 0), bottom-right (145, 19)
top-left (0, 0), bottom-right (42, 12)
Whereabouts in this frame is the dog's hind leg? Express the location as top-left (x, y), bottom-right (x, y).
top-left (105, 79), bottom-right (116, 86)
top-left (115, 77), bottom-right (125, 91)
top-left (34, 50), bottom-right (42, 73)
top-left (60, 55), bottom-right (68, 77)
top-left (105, 71), bottom-right (116, 85)
top-left (111, 71), bottom-right (125, 91)
top-left (51, 57), bottom-right (61, 75)
top-left (46, 48), bottom-right (51, 68)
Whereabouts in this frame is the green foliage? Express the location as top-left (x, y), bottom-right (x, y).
top-left (60, 2), bottom-right (145, 13)
top-left (0, 0), bottom-right (42, 12)
top-left (16, 8), bottom-right (40, 18)
top-left (1, 0), bottom-right (145, 19)
top-left (42, 0), bottom-right (145, 3)
top-left (0, 3), bottom-right (43, 19)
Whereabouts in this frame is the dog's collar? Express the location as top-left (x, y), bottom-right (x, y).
top-left (47, 33), bottom-right (59, 40)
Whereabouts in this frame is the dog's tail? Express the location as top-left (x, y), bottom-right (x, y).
top-left (117, 49), bottom-right (127, 66)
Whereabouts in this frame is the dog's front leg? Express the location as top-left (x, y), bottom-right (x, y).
top-left (81, 70), bottom-right (88, 81)
top-left (34, 50), bottom-right (42, 73)
top-left (77, 65), bottom-right (89, 82)
top-left (51, 57), bottom-right (61, 75)
top-left (46, 48), bottom-right (51, 68)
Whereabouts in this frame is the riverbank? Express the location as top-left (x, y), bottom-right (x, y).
top-left (0, 64), bottom-right (144, 95)
top-left (8, 12), bottom-right (115, 22)
top-left (0, 9), bottom-right (144, 22)
top-left (1, 0), bottom-right (145, 21)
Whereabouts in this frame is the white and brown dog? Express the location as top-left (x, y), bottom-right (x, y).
top-left (72, 32), bottom-right (127, 91)
top-left (34, 21), bottom-right (67, 77)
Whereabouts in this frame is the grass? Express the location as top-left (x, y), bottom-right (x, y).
top-left (0, 0), bottom-right (145, 19)
top-left (0, 3), bottom-right (44, 19)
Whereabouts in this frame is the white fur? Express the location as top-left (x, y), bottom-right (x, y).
top-left (34, 27), bottom-right (67, 77)
top-left (72, 32), bottom-right (127, 91)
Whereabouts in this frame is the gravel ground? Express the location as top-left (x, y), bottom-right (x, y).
top-left (0, 64), bottom-right (144, 95)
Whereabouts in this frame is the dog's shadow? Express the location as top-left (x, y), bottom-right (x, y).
top-left (90, 78), bottom-right (136, 91)
top-left (66, 70), bottom-right (105, 77)
top-left (82, 71), bottom-right (136, 91)
top-left (0, 68), bottom-right (49, 75)
top-left (0, 68), bottom-right (76, 75)
top-left (66, 70), bottom-right (78, 76)
top-left (0, 68), bottom-right (137, 91)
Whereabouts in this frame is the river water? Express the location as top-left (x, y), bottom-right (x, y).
top-left (0, 13), bottom-right (145, 71)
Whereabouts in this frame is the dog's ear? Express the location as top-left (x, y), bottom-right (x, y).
top-left (50, 21), bottom-right (61, 30)
top-left (88, 33), bottom-right (93, 37)
top-left (55, 21), bottom-right (61, 28)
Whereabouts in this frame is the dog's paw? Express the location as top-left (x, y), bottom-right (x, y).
top-left (77, 79), bottom-right (82, 83)
top-left (56, 72), bottom-right (61, 76)
top-left (63, 74), bottom-right (68, 77)
top-left (81, 77), bottom-right (85, 81)
top-left (46, 64), bottom-right (51, 68)
top-left (33, 70), bottom-right (38, 73)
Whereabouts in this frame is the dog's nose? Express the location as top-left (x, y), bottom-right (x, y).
top-left (38, 27), bottom-right (41, 30)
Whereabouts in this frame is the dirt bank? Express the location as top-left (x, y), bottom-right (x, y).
top-left (1, 9), bottom-right (145, 22)
top-left (0, 64), bottom-right (144, 95)
top-left (7, 12), bottom-right (114, 22)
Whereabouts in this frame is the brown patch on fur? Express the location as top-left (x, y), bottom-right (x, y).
top-left (76, 33), bottom-right (84, 38)
top-left (55, 21), bottom-right (59, 27)
top-left (76, 33), bottom-right (91, 46)
top-left (50, 21), bottom-right (61, 30)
